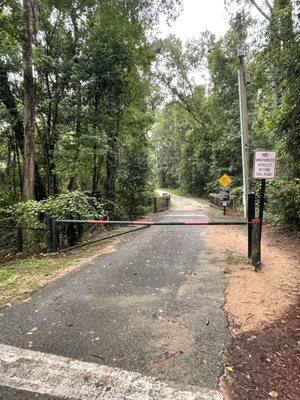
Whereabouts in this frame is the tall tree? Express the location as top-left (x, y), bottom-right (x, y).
top-left (0, 0), bottom-right (181, 215)
top-left (22, 0), bottom-right (35, 200)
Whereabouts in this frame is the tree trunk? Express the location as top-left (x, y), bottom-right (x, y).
top-left (0, 63), bottom-right (46, 200)
top-left (105, 111), bottom-right (122, 213)
top-left (22, 0), bottom-right (35, 200)
top-left (0, 64), bottom-right (24, 152)
top-left (92, 149), bottom-right (103, 194)
top-left (67, 12), bottom-right (82, 190)
top-left (105, 133), bottom-right (118, 210)
top-left (92, 94), bottom-right (102, 194)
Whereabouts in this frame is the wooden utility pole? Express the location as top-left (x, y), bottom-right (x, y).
top-left (235, 12), bottom-right (250, 218)
top-left (238, 49), bottom-right (250, 218)
top-left (22, 0), bottom-right (35, 200)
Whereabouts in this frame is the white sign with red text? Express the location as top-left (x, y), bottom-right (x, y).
top-left (253, 150), bottom-right (277, 179)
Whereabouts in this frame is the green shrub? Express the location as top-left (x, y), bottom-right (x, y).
top-left (231, 186), bottom-right (243, 209)
top-left (0, 191), bottom-right (105, 253)
top-left (266, 178), bottom-right (300, 229)
top-left (228, 181), bottom-right (299, 229)
top-left (1, 191), bottom-right (105, 228)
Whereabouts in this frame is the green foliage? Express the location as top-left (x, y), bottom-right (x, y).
top-left (117, 140), bottom-right (154, 217)
top-left (230, 186), bottom-right (243, 209)
top-left (2, 191), bottom-right (104, 228)
top-left (152, 2), bottom-right (299, 229)
top-left (0, 0), bottom-right (183, 232)
top-left (0, 0), bottom-right (299, 235)
top-left (267, 179), bottom-right (300, 228)
top-left (152, 85), bottom-right (213, 196)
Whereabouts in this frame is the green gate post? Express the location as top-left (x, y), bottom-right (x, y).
top-left (166, 195), bottom-right (170, 209)
top-left (251, 218), bottom-right (261, 270)
top-left (45, 215), bottom-right (53, 252)
top-left (16, 227), bottom-right (23, 253)
top-left (153, 197), bottom-right (158, 213)
top-left (52, 219), bottom-right (59, 252)
top-left (247, 193), bottom-right (256, 259)
top-left (67, 215), bottom-right (76, 247)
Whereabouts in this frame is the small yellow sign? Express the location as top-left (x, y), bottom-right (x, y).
top-left (218, 173), bottom-right (232, 187)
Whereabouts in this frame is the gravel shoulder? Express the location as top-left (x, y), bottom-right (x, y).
top-left (205, 205), bottom-right (300, 399)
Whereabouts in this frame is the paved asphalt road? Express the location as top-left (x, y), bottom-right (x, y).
top-left (0, 194), bottom-right (230, 399)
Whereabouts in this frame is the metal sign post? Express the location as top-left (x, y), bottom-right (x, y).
top-left (252, 150), bottom-right (277, 268)
top-left (219, 187), bottom-right (230, 215)
top-left (253, 149), bottom-right (277, 237)
top-left (238, 49), bottom-right (250, 219)
top-left (258, 179), bottom-right (266, 236)
top-left (218, 173), bottom-right (232, 188)
top-left (247, 193), bottom-right (256, 259)
top-left (218, 174), bottom-right (232, 216)
top-left (253, 150), bottom-right (277, 180)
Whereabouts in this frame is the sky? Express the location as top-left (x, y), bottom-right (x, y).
top-left (158, 0), bottom-right (235, 85)
top-left (159, 0), bottom-right (232, 42)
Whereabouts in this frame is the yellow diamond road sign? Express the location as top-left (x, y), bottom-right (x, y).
top-left (218, 173), bottom-right (232, 187)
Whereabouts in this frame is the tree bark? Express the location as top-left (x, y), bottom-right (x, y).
top-left (0, 64), bottom-right (24, 152)
top-left (105, 108), bottom-right (124, 212)
top-left (106, 133), bottom-right (118, 209)
top-left (105, 117), bottom-right (120, 211)
top-left (92, 149), bottom-right (103, 194)
top-left (67, 11), bottom-right (82, 190)
top-left (0, 63), bottom-right (46, 200)
top-left (22, 0), bottom-right (35, 200)
top-left (92, 94), bottom-right (102, 194)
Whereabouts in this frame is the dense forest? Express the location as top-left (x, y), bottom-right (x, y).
top-left (0, 0), bottom-right (299, 246)
top-left (0, 0), bottom-right (180, 225)
top-left (152, 0), bottom-right (299, 227)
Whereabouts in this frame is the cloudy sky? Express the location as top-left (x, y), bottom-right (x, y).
top-left (159, 0), bottom-right (233, 41)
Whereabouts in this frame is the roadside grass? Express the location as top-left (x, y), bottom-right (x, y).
top-left (0, 225), bottom-right (149, 309)
top-left (227, 252), bottom-right (250, 265)
top-left (0, 255), bottom-right (79, 308)
top-left (207, 204), bottom-right (224, 219)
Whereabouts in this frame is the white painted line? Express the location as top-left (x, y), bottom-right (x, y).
top-left (0, 343), bottom-right (223, 400)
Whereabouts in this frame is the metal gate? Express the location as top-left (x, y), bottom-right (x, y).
top-left (46, 215), bottom-right (262, 270)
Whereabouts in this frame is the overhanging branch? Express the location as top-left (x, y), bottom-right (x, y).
top-left (249, 0), bottom-right (271, 22)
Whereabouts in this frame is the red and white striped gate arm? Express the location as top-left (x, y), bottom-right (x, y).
top-left (55, 219), bottom-right (248, 226)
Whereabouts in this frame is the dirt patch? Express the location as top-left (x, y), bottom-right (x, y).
top-left (223, 300), bottom-right (300, 400)
top-left (205, 205), bottom-right (299, 400)
top-left (205, 222), bottom-right (299, 333)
